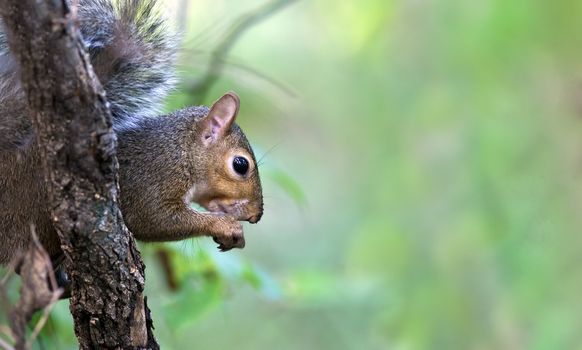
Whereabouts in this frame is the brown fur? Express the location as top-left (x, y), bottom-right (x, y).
top-left (0, 93), bottom-right (264, 264)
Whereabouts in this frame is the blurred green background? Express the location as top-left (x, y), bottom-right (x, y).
top-left (6, 0), bottom-right (582, 349)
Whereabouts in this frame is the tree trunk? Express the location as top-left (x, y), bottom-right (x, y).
top-left (0, 1), bottom-right (158, 348)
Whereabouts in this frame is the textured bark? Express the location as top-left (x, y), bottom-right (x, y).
top-left (0, 1), bottom-right (158, 349)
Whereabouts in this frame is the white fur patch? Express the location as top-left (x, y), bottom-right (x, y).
top-left (182, 184), bottom-right (208, 213)
top-left (182, 184), bottom-right (197, 206)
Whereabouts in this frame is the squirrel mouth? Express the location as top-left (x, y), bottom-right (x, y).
top-left (189, 201), bottom-right (236, 217)
top-left (190, 200), bottom-right (255, 223)
top-left (189, 202), bottom-right (211, 213)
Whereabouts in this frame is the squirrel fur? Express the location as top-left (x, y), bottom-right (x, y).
top-left (0, 0), bottom-right (264, 265)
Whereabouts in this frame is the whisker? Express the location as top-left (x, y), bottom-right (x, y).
top-left (256, 142), bottom-right (282, 167)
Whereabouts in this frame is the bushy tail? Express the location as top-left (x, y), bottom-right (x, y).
top-left (0, 0), bottom-right (177, 148)
top-left (79, 0), bottom-right (177, 127)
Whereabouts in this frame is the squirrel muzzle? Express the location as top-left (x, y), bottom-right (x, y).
top-left (204, 197), bottom-right (263, 224)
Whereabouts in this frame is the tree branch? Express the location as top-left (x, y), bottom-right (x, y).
top-left (188, 0), bottom-right (297, 103)
top-left (0, 1), bottom-right (158, 348)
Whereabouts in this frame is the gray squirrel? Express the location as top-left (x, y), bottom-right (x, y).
top-left (0, 0), bottom-right (264, 265)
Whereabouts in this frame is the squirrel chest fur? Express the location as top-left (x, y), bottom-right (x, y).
top-left (0, 0), bottom-right (264, 264)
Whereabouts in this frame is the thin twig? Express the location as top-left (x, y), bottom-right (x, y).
top-left (0, 327), bottom-right (13, 343)
top-left (0, 336), bottom-right (14, 350)
top-left (0, 256), bottom-right (19, 286)
top-left (0, 265), bottom-right (15, 350)
top-left (25, 226), bottom-right (63, 349)
top-left (188, 0), bottom-right (297, 103)
top-left (25, 292), bottom-right (60, 349)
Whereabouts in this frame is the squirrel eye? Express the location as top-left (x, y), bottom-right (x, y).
top-left (232, 156), bottom-right (249, 176)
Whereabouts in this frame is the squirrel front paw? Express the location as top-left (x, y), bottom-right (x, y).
top-left (212, 216), bottom-right (245, 252)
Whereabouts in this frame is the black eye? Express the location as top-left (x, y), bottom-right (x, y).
top-left (232, 156), bottom-right (249, 176)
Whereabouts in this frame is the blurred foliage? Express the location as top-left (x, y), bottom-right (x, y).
top-left (4, 0), bottom-right (582, 349)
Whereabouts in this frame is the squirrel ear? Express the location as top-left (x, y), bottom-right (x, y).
top-left (201, 92), bottom-right (240, 146)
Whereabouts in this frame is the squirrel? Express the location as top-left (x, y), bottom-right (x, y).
top-left (0, 0), bottom-right (264, 265)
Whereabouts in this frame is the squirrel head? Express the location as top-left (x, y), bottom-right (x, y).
top-left (188, 92), bottom-right (263, 223)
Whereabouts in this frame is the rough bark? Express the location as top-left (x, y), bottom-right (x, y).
top-left (0, 1), bottom-right (158, 349)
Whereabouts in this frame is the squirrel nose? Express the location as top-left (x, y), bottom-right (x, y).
top-left (248, 212), bottom-right (262, 224)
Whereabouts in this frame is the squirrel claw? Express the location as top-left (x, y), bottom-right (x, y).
top-left (213, 231), bottom-right (245, 252)
top-left (211, 218), bottom-right (245, 251)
